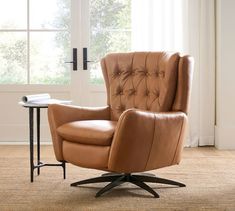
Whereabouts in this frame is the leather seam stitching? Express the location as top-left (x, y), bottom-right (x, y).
top-left (103, 59), bottom-right (110, 104)
top-left (144, 114), bottom-right (156, 170)
top-left (49, 108), bottom-right (64, 161)
top-left (145, 52), bottom-right (149, 109)
top-left (107, 111), bottom-right (127, 169)
top-left (171, 116), bottom-right (184, 165)
top-left (131, 54), bottom-right (135, 107)
top-left (102, 58), bottom-right (112, 120)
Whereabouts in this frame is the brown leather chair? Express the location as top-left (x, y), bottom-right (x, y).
top-left (48, 52), bottom-right (194, 198)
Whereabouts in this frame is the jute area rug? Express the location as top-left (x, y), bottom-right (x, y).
top-left (0, 146), bottom-right (235, 211)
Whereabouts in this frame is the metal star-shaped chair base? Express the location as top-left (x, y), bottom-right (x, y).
top-left (71, 173), bottom-right (185, 198)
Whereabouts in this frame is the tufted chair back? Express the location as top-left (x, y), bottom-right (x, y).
top-left (101, 52), bottom-right (193, 121)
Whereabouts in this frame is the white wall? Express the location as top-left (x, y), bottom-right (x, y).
top-left (2, 0), bottom-right (235, 149)
top-left (215, 0), bottom-right (235, 149)
top-left (0, 84), bottom-right (107, 144)
top-left (0, 85), bottom-right (71, 144)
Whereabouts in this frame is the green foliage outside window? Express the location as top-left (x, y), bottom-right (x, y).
top-left (90, 0), bottom-right (131, 84)
top-left (0, 0), bottom-right (131, 85)
top-left (0, 0), bottom-right (70, 85)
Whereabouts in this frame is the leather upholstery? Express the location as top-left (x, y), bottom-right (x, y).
top-left (101, 52), bottom-right (180, 120)
top-left (108, 109), bottom-right (187, 173)
top-left (57, 120), bottom-right (117, 146)
top-left (172, 56), bottom-right (194, 114)
top-left (48, 104), bottom-right (110, 161)
top-left (63, 141), bottom-right (110, 169)
top-left (48, 52), bottom-right (194, 172)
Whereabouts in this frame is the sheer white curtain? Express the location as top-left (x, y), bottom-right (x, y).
top-left (131, 0), bottom-right (215, 146)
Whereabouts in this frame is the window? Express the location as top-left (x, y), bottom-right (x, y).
top-left (89, 0), bottom-right (131, 84)
top-left (0, 0), bottom-right (71, 84)
top-left (0, 0), bottom-right (131, 85)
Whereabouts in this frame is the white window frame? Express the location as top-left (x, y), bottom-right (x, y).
top-left (0, 0), bottom-right (70, 85)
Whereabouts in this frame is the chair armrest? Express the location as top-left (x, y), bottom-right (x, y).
top-left (108, 109), bottom-right (187, 173)
top-left (48, 104), bottom-right (110, 161)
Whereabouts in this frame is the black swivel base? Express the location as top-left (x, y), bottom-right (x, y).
top-left (70, 173), bottom-right (186, 198)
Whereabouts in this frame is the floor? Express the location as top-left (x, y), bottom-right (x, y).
top-left (0, 146), bottom-right (235, 211)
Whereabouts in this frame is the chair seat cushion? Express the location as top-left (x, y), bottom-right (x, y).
top-left (57, 120), bottom-right (117, 146)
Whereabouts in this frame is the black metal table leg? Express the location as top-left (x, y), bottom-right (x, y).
top-left (62, 161), bottom-right (66, 179)
top-left (29, 107), bottom-right (34, 183)
top-left (24, 104), bottom-right (67, 182)
top-left (36, 108), bottom-right (40, 175)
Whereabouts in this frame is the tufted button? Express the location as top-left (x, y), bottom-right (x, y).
top-left (118, 89), bottom-right (123, 95)
top-left (116, 86), bottom-right (123, 95)
top-left (146, 90), bottom-right (150, 96)
top-left (116, 105), bottom-right (125, 111)
top-left (155, 91), bottom-right (160, 98)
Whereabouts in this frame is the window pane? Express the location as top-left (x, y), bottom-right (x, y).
top-left (89, 0), bottom-right (131, 84)
top-left (30, 32), bottom-right (70, 84)
top-left (90, 30), bottom-right (131, 84)
top-left (30, 0), bottom-right (70, 29)
top-left (0, 0), bottom-right (27, 29)
top-left (0, 32), bottom-right (27, 84)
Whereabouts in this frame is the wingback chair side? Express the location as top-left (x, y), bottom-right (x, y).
top-left (48, 52), bottom-right (194, 198)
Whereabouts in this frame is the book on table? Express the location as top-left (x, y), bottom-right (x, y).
top-left (20, 93), bottom-right (71, 106)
